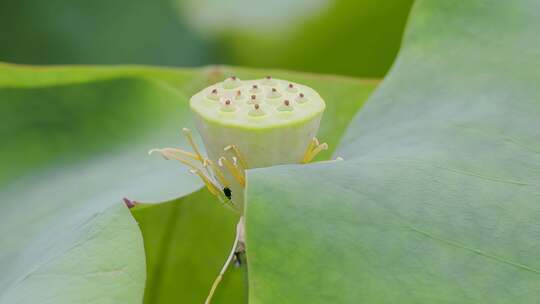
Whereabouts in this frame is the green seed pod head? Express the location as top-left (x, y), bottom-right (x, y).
top-left (190, 76), bottom-right (326, 169)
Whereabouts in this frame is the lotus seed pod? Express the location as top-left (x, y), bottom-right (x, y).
top-left (190, 76), bottom-right (326, 206)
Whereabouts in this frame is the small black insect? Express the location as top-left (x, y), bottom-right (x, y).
top-left (233, 251), bottom-right (242, 266)
top-left (223, 187), bottom-right (232, 200)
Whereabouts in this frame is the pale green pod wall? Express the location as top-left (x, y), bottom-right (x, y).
top-left (194, 114), bottom-right (322, 168)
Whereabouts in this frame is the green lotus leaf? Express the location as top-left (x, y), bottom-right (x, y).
top-left (245, 1), bottom-right (540, 303)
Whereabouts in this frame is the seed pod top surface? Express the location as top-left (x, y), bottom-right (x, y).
top-left (190, 76), bottom-right (326, 129)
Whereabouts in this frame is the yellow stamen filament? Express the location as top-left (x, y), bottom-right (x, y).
top-left (301, 138), bottom-right (317, 163)
top-left (182, 128), bottom-right (205, 165)
top-left (150, 148), bottom-right (226, 201)
top-left (206, 159), bottom-right (230, 187)
top-left (149, 149), bottom-right (200, 172)
top-left (189, 169), bottom-right (221, 197)
top-left (302, 138), bottom-right (328, 163)
top-left (224, 144), bottom-right (248, 169)
top-left (198, 162), bottom-right (238, 211)
top-left (151, 147), bottom-right (200, 161)
top-left (309, 143), bottom-right (328, 159)
top-left (219, 157), bottom-right (246, 187)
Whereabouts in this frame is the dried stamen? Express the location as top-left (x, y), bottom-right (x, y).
top-left (224, 144), bottom-right (248, 169)
top-left (301, 137), bottom-right (328, 163)
top-left (149, 148), bottom-right (200, 172)
top-left (219, 157), bottom-right (246, 187)
top-left (309, 143), bottom-right (328, 159)
top-left (149, 143), bottom-right (239, 212)
top-left (190, 168), bottom-right (221, 197)
top-left (182, 128), bottom-right (205, 165)
top-left (148, 147), bottom-right (199, 161)
top-left (150, 148), bottom-right (224, 197)
top-left (206, 159), bottom-right (230, 187)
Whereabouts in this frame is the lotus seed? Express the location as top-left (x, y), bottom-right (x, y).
top-left (223, 76), bottom-right (241, 89)
top-left (286, 83), bottom-right (297, 93)
top-left (250, 84), bottom-right (261, 94)
top-left (277, 99), bottom-right (293, 112)
top-left (262, 75), bottom-right (276, 86)
top-left (296, 92), bottom-right (308, 103)
top-left (248, 94), bottom-right (260, 104)
top-left (220, 99), bottom-right (237, 112)
top-left (266, 87), bottom-right (281, 99)
top-left (249, 103), bottom-right (267, 117)
top-left (207, 88), bottom-right (220, 101)
top-left (235, 90), bottom-right (244, 100)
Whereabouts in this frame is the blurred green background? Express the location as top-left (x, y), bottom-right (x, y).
top-left (0, 0), bottom-right (413, 77)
